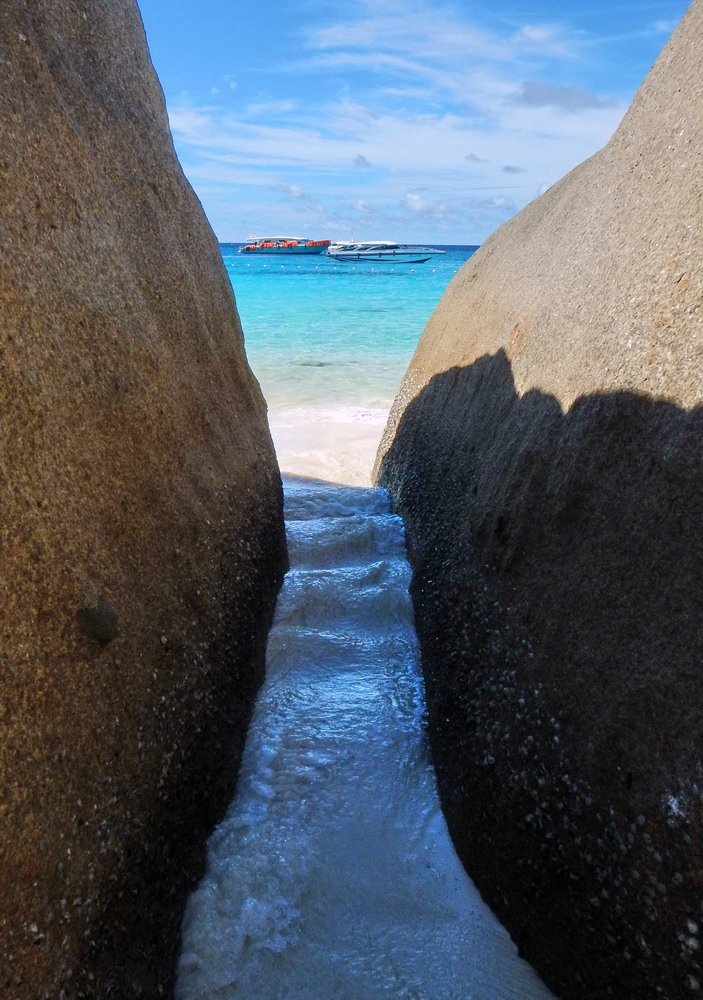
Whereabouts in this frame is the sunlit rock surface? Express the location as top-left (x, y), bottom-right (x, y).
top-left (376, 6), bottom-right (703, 998)
top-left (0, 2), bottom-right (285, 995)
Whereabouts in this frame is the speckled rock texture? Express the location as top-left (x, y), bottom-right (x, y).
top-left (0, 2), bottom-right (286, 996)
top-left (376, 6), bottom-right (702, 998)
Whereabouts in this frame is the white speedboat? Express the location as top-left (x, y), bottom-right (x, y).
top-left (239, 237), bottom-right (331, 255)
top-left (326, 241), bottom-right (445, 264)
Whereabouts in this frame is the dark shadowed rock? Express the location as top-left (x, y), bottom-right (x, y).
top-left (0, 2), bottom-right (285, 996)
top-left (76, 596), bottom-right (119, 644)
top-left (376, 5), bottom-right (702, 998)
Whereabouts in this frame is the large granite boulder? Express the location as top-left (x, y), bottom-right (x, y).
top-left (376, 5), bottom-right (702, 998)
top-left (0, 2), bottom-right (286, 996)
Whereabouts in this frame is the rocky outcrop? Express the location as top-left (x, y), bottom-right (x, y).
top-left (0, 2), bottom-right (285, 996)
top-left (376, 5), bottom-right (702, 998)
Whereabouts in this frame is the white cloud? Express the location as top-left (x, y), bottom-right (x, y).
top-left (169, 93), bottom-right (625, 178)
top-left (651, 18), bottom-right (678, 34)
top-left (295, 6), bottom-right (586, 119)
top-left (508, 81), bottom-right (614, 112)
top-left (272, 182), bottom-right (305, 199)
top-left (167, 89), bottom-right (628, 240)
top-left (403, 191), bottom-right (447, 218)
top-left (305, 0), bottom-right (512, 63)
top-left (245, 99), bottom-right (298, 118)
top-left (165, 0), bottom-right (644, 240)
top-left (511, 24), bottom-right (577, 58)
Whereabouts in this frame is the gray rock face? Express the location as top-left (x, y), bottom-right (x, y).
top-left (0, 2), bottom-right (285, 996)
top-left (376, 5), bottom-right (702, 997)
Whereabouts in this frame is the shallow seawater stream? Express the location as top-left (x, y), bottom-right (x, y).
top-left (176, 479), bottom-right (554, 999)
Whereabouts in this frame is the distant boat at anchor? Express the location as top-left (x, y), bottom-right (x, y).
top-left (238, 237), bottom-right (331, 255)
top-left (326, 241), bottom-right (445, 264)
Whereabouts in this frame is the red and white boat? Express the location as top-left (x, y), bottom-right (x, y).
top-left (238, 237), bottom-right (331, 255)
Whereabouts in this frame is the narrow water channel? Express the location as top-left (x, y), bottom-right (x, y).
top-left (176, 480), bottom-right (554, 999)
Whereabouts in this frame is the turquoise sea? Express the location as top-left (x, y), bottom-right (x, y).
top-left (221, 244), bottom-right (478, 483)
top-left (221, 245), bottom-right (478, 410)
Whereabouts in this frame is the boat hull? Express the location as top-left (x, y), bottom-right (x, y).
top-left (239, 244), bottom-right (329, 255)
top-left (328, 250), bottom-right (441, 264)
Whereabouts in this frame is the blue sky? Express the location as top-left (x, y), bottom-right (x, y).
top-left (138, 0), bottom-right (689, 243)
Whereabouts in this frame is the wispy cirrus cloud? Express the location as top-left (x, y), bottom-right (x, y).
top-left (169, 93), bottom-right (623, 177)
top-left (304, 0), bottom-right (512, 63)
top-left (511, 24), bottom-right (578, 58)
top-left (163, 0), bottom-right (683, 241)
top-left (297, 0), bottom-right (587, 117)
top-left (304, 0), bottom-right (581, 65)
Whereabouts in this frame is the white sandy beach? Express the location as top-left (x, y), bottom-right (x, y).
top-left (268, 403), bottom-right (390, 486)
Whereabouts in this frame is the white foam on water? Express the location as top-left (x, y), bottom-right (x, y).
top-left (176, 482), bottom-right (556, 1000)
top-left (272, 405), bottom-right (390, 426)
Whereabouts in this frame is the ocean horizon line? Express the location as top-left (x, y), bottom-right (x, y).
top-left (219, 240), bottom-right (482, 250)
